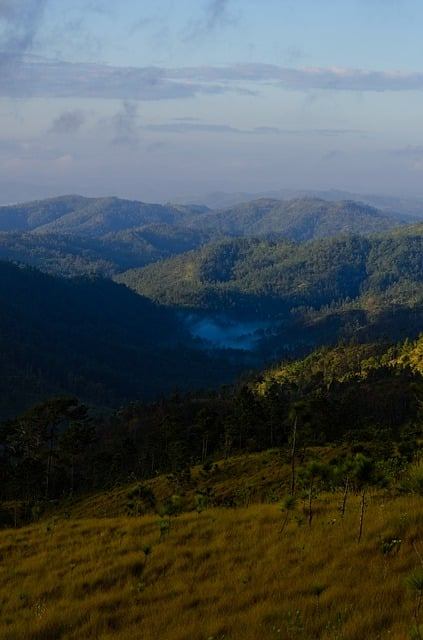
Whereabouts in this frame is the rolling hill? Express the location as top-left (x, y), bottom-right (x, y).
top-left (189, 197), bottom-right (405, 241)
top-left (0, 262), bottom-right (244, 417)
top-left (116, 225), bottom-right (423, 354)
top-left (0, 224), bottom-right (209, 277)
top-left (0, 195), bottom-right (208, 236)
top-left (0, 194), bottom-right (411, 279)
top-left (117, 225), bottom-right (423, 312)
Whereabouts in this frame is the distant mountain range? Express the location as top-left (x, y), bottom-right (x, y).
top-left (176, 189), bottom-right (423, 218)
top-left (0, 194), bottom-right (413, 276)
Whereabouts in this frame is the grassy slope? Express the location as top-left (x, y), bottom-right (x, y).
top-left (1, 495), bottom-right (421, 640)
top-left (1, 451), bottom-right (423, 639)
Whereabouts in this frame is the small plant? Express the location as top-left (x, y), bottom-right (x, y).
top-left (310, 583), bottom-right (326, 612)
top-left (406, 569), bottom-right (423, 640)
top-left (406, 461), bottom-right (423, 496)
top-left (158, 518), bottom-right (171, 539)
top-left (380, 537), bottom-right (402, 556)
top-left (161, 494), bottom-right (183, 516)
top-left (127, 484), bottom-right (156, 508)
top-left (279, 495), bottom-right (297, 534)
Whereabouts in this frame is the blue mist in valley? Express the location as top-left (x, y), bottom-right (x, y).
top-left (184, 314), bottom-right (274, 351)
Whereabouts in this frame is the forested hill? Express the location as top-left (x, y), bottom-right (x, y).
top-left (0, 195), bottom-right (410, 278)
top-left (0, 195), bottom-right (207, 235)
top-left (0, 262), bottom-right (244, 417)
top-left (118, 224), bottom-right (423, 314)
top-left (188, 197), bottom-right (404, 241)
top-left (0, 225), bottom-right (209, 277)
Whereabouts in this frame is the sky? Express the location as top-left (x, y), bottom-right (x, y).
top-left (1, 0), bottom-right (423, 202)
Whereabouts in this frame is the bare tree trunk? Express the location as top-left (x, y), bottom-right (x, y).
top-left (45, 427), bottom-right (54, 499)
top-left (308, 479), bottom-right (314, 527)
top-left (341, 476), bottom-right (349, 517)
top-left (70, 455), bottom-right (75, 496)
top-left (290, 416), bottom-right (298, 496)
top-left (357, 488), bottom-right (366, 543)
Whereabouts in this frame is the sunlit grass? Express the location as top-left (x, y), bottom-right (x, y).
top-left (1, 491), bottom-right (422, 639)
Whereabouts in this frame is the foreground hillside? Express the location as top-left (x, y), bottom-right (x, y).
top-left (1, 483), bottom-right (422, 639)
top-left (1, 336), bottom-right (422, 638)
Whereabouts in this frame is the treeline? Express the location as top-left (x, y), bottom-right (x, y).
top-left (1, 337), bottom-right (421, 524)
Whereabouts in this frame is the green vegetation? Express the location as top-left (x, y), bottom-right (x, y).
top-left (1, 335), bottom-right (421, 522)
top-left (0, 225), bottom-right (209, 277)
top-left (188, 196), bottom-right (404, 240)
top-left (0, 194), bottom-right (410, 278)
top-left (0, 194), bottom-right (422, 638)
top-left (0, 261), bottom-right (244, 416)
top-left (118, 226), bottom-right (423, 355)
top-left (119, 226), bottom-right (423, 314)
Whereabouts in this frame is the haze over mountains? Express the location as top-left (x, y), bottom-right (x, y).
top-left (0, 194), bottom-right (414, 277)
top-left (0, 191), bottom-right (421, 416)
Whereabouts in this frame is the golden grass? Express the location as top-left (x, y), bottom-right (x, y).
top-left (58, 448), bottom-right (339, 520)
top-left (1, 492), bottom-right (422, 639)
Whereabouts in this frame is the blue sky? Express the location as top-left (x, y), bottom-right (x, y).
top-left (1, 0), bottom-right (423, 201)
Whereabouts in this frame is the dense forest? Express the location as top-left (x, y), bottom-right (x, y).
top-left (1, 335), bottom-right (422, 522)
top-left (0, 261), bottom-right (246, 417)
top-left (119, 224), bottom-right (423, 313)
top-left (0, 197), bottom-right (422, 416)
top-left (0, 194), bottom-right (413, 278)
top-left (117, 225), bottom-right (423, 354)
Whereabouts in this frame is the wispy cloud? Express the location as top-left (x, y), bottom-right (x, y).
top-left (184, 0), bottom-right (236, 40)
top-left (204, 0), bottom-right (233, 31)
top-left (140, 121), bottom-right (364, 137)
top-left (111, 101), bottom-right (140, 146)
top-left (0, 0), bottom-right (47, 68)
top-left (4, 59), bottom-right (423, 100)
top-left (49, 110), bottom-right (86, 134)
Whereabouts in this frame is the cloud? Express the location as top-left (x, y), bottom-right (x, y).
top-left (49, 110), bottom-right (86, 134)
top-left (204, 0), bottom-right (232, 31)
top-left (140, 121), bottom-right (363, 137)
top-left (184, 0), bottom-right (236, 40)
top-left (4, 59), bottom-right (423, 100)
top-left (111, 101), bottom-right (140, 146)
top-left (0, 0), bottom-right (47, 67)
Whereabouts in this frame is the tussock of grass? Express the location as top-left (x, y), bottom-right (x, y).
top-left (1, 493), bottom-right (422, 639)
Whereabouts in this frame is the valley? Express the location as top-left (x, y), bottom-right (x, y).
top-left (0, 193), bottom-right (422, 640)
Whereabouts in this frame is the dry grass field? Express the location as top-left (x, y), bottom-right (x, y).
top-left (1, 482), bottom-right (422, 640)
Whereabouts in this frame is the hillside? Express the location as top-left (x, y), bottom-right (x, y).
top-left (0, 196), bottom-right (205, 236)
top-left (1, 335), bottom-right (422, 639)
top-left (189, 197), bottom-right (404, 241)
top-left (117, 226), bottom-right (423, 346)
top-left (1, 487), bottom-right (421, 640)
top-left (2, 335), bottom-right (421, 512)
top-left (0, 262), bottom-right (243, 416)
top-left (0, 195), bottom-right (410, 280)
top-left (0, 225), bottom-right (209, 277)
